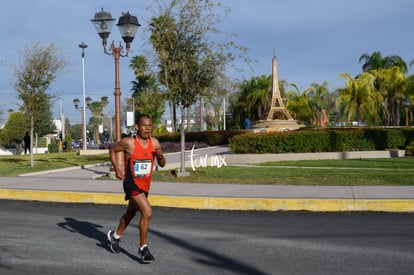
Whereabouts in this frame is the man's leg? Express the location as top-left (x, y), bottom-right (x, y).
top-left (130, 193), bottom-right (154, 262)
top-left (130, 193), bottom-right (152, 247)
top-left (108, 200), bottom-right (137, 253)
top-left (116, 200), bottom-right (138, 236)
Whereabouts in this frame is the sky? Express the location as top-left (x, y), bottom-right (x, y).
top-left (1, 0), bottom-right (414, 125)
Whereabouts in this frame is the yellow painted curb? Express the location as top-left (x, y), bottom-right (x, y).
top-left (1, 189), bottom-right (413, 212)
top-left (150, 195), bottom-right (414, 212)
top-left (0, 189), bottom-right (124, 205)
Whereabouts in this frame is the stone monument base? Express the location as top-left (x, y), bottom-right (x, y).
top-left (251, 119), bottom-right (304, 132)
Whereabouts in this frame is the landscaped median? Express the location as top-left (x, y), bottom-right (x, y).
top-left (0, 149), bottom-right (413, 212)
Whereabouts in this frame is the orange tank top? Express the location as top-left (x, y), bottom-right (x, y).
top-left (126, 137), bottom-right (155, 192)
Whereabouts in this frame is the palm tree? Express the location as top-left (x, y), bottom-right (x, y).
top-left (370, 67), bottom-right (407, 126)
top-left (88, 96), bottom-right (109, 143)
top-left (228, 91), bottom-right (248, 129)
top-left (238, 75), bottom-right (272, 121)
top-left (245, 75), bottom-right (272, 120)
top-left (339, 72), bottom-right (382, 125)
top-left (285, 84), bottom-right (312, 125)
top-left (304, 81), bottom-right (331, 127)
top-left (130, 74), bottom-right (165, 124)
top-left (359, 51), bottom-right (408, 73)
top-left (129, 55), bottom-right (165, 125)
top-left (358, 52), bottom-right (410, 125)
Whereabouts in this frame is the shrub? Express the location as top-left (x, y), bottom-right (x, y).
top-left (154, 127), bottom-right (414, 154)
top-left (405, 145), bottom-right (414, 156)
top-left (64, 135), bottom-right (73, 152)
top-left (228, 128), bottom-right (414, 154)
top-left (161, 141), bottom-right (209, 152)
top-left (155, 130), bottom-right (246, 146)
top-left (37, 137), bottom-right (47, 147)
top-left (47, 143), bottom-right (59, 153)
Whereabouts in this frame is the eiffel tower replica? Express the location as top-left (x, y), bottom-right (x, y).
top-left (252, 53), bottom-right (302, 132)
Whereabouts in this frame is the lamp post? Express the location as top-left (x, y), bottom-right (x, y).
top-left (403, 98), bottom-right (410, 127)
top-left (79, 42), bottom-right (88, 149)
top-left (91, 9), bottom-right (140, 142)
top-left (73, 96), bottom-right (92, 150)
top-left (59, 94), bottom-right (65, 143)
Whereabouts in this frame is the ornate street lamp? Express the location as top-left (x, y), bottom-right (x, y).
top-left (91, 9), bottom-right (140, 142)
top-left (73, 96), bottom-right (92, 150)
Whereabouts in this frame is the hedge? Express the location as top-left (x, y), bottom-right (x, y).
top-left (154, 128), bottom-right (414, 154)
top-left (228, 128), bottom-right (414, 154)
top-left (155, 130), bottom-right (246, 146)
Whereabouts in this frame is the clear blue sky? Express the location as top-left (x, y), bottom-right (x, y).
top-left (1, 0), bottom-right (413, 125)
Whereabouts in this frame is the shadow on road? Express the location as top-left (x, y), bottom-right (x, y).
top-left (56, 217), bottom-right (145, 262)
top-left (151, 228), bottom-right (267, 274)
top-left (57, 217), bottom-right (109, 251)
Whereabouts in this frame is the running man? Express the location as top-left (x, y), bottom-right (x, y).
top-left (107, 114), bottom-right (166, 263)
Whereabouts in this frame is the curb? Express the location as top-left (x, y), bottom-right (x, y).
top-left (1, 189), bottom-right (413, 212)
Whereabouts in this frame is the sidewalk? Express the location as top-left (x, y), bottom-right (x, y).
top-left (0, 150), bottom-right (413, 212)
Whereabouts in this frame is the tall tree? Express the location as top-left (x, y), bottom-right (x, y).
top-left (0, 112), bottom-right (28, 154)
top-left (359, 51), bottom-right (408, 73)
top-left (339, 72), bottom-right (381, 125)
top-left (230, 76), bottom-right (293, 128)
top-left (243, 75), bottom-right (272, 120)
top-left (359, 51), bottom-right (410, 125)
top-left (148, 0), bottom-right (246, 175)
top-left (148, 14), bottom-right (177, 131)
top-left (228, 85), bottom-right (248, 129)
top-left (370, 67), bottom-right (408, 126)
top-left (300, 82), bottom-right (333, 127)
top-left (200, 73), bottom-right (235, 130)
top-left (88, 96), bottom-right (109, 143)
top-left (13, 40), bottom-right (67, 167)
top-left (285, 84), bottom-right (312, 125)
top-left (129, 55), bottom-right (165, 125)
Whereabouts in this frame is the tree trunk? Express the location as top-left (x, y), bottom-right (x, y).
top-left (30, 116), bottom-right (34, 167)
top-left (187, 106), bottom-right (191, 131)
top-left (169, 100), bottom-right (174, 132)
top-left (200, 96), bottom-right (204, 131)
top-left (172, 102), bottom-right (177, 132)
top-left (178, 103), bottom-right (189, 177)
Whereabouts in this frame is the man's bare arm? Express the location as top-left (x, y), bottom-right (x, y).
top-left (151, 137), bottom-right (166, 168)
top-left (109, 138), bottom-right (132, 179)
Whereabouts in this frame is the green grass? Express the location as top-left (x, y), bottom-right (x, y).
top-left (0, 152), bottom-right (110, 177)
top-left (1, 153), bottom-right (413, 186)
top-left (152, 158), bottom-right (414, 186)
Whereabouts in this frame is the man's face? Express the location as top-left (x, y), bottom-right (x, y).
top-left (136, 118), bottom-right (153, 139)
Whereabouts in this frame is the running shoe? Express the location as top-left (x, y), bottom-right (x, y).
top-left (107, 230), bottom-right (120, 253)
top-left (138, 245), bottom-right (155, 262)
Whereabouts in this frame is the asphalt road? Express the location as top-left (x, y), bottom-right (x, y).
top-left (1, 200), bottom-right (413, 275)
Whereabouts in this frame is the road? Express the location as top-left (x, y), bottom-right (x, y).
top-left (1, 200), bottom-right (413, 274)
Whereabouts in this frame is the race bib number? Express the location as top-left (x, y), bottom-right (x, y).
top-left (133, 159), bottom-right (152, 178)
